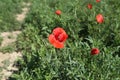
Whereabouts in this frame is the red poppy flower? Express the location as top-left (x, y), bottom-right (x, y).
top-left (55, 10), bottom-right (61, 15)
top-left (91, 48), bottom-right (100, 55)
top-left (87, 4), bottom-right (92, 9)
top-left (48, 27), bottom-right (68, 48)
top-left (96, 0), bottom-right (100, 3)
top-left (96, 14), bottom-right (104, 23)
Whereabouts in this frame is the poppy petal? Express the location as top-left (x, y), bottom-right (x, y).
top-left (48, 34), bottom-right (64, 48)
top-left (58, 33), bottom-right (68, 42)
top-left (48, 34), bottom-right (56, 44)
top-left (53, 40), bottom-right (64, 48)
top-left (53, 27), bottom-right (66, 37)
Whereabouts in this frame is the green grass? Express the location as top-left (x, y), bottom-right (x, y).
top-left (8, 0), bottom-right (120, 80)
top-left (0, 43), bottom-right (17, 53)
top-left (0, 0), bottom-right (31, 53)
top-left (0, 36), bottom-right (3, 45)
top-left (0, 0), bottom-right (27, 32)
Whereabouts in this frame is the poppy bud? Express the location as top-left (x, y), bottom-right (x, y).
top-left (96, 0), bottom-right (100, 3)
top-left (87, 4), bottom-right (92, 9)
top-left (55, 10), bottom-right (61, 15)
top-left (91, 48), bottom-right (100, 55)
top-left (96, 14), bottom-right (104, 23)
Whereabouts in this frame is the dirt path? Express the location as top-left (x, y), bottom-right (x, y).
top-left (16, 2), bottom-right (31, 22)
top-left (0, 2), bottom-right (31, 80)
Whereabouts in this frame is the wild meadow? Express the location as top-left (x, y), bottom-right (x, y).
top-left (1, 0), bottom-right (120, 80)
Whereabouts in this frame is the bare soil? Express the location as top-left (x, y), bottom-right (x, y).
top-left (16, 2), bottom-right (31, 22)
top-left (0, 31), bottom-right (21, 80)
top-left (0, 2), bottom-right (31, 80)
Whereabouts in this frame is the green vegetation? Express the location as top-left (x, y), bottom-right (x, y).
top-left (2, 59), bottom-right (10, 69)
top-left (0, 43), bottom-right (17, 53)
top-left (0, 36), bottom-right (3, 45)
top-left (0, 0), bottom-right (24, 32)
top-left (0, 0), bottom-right (31, 53)
top-left (0, 0), bottom-right (119, 79)
top-left (8, 0), bottom-right (120, 80)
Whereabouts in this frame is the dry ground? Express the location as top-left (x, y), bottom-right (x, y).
top-left (0, 2), bottom-right (31, 80)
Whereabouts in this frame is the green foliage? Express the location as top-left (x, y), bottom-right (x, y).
top-left (10, 0), bottom-right (120, 80)
top-left (0, 0), bottom-right (23, 32)
top-left (0, 36), bottom-right (3, 45)
top-left (0, 43), bottom-right (16, 53)
top-left (2, 59), bottom-right (10, 69)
